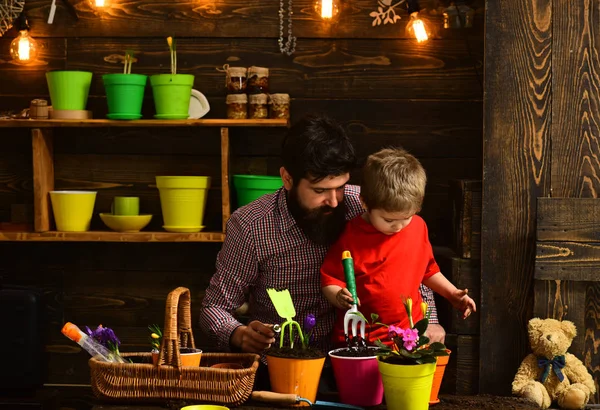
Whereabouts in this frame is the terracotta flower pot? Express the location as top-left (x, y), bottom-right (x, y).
top-left (266, 354), bottom-right (325, 406)
top-left (152, 347), bottom-right (202, 367)
top-left (430, 349), bottom-right (452, 405)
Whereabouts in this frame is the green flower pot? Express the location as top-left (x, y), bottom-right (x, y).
top-left (150, 74), bottom-right (194, 119)
top-left (103, 73), bottom-right (147, 120)
top-left (233, 175), bottom-right (283, 207)
top-left (46, 71), bottom-right (93, 110)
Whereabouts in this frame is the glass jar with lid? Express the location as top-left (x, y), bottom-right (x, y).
top-left (249, 94), bottom-right (268, 119)
top-left (226, 94), bottom-right (248, 119)
top-left (247, 66), bottom-right (269, 94)
top-left (269, 93), bottom-right (290, 119)
top-left (226, 66), bottom-right (247, 94)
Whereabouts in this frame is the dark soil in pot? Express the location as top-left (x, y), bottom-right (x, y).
top-left (266, 346), bottom-right (325, 359)
top-left (331, 347), bottom-right (380, 357)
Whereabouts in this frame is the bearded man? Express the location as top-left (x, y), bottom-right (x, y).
top-left (199, 114), bottom-right (445, 357)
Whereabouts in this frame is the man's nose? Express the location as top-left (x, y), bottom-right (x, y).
top-left (324, 191), bottom-right (338, 207)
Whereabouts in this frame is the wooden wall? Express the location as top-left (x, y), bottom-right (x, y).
top-left (0, 0), bottom-right (483, 390)
top-left (482, 0), bottom-right (600, 402)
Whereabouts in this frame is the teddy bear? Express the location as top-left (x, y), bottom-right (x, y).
top-left (512, 318), bottom-right (596, 409)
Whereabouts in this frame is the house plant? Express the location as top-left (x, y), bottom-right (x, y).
top-left (150, 37), bottom-right (194, 119)
top-left (102, 50), bottom-right (147, 120)
top-left (374, 298), bottom-right (449, 410)
top-left (328, 312), bottom-right (384, 407)
top-left (265, 289), bottom-right (325, 405)
top-left (148, 323), bottom-right (201, 366)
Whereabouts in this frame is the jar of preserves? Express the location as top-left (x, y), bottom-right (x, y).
top-left (269, 93), bottom-right (290, 119)
top-left (226, 94), bottom-right (248, 119)
top-left (226, 66), bottom-right (247, 94)
top-left (247, 66), bottom-right (269, 94)
top-left (249, 94), bottom-right (268, 119)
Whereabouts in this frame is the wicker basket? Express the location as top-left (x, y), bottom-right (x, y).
top-left (89, 287), bottom-right (260, 405)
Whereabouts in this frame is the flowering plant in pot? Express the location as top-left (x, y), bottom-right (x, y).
top-left (373, 298), bottom-right (449, 410)
top-left (102, 50), bottom-right (147, 120)
top-left (148, 323), bottom-right (202, 367)
top-left (150, 37), bottom-right (194, 120)
top-left (265, 288), bottom-right (325, 405)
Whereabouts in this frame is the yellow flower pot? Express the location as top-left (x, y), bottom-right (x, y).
top-left (377, 357), bottom-right (435, 410)
top-left (155, 176), bottom-right (211, 232)
top-left (49, 191), bottom-right (97, 232)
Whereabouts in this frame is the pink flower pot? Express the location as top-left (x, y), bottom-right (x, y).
top-left (329, 347), bottom-right (384, 407)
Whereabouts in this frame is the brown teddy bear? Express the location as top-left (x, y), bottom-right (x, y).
top-left (512, 318), bottom-right (596, 409)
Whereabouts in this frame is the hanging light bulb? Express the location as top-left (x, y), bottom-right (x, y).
top-left (94, 0), bottom-right (106, 7)
top-left (314, 0), bottom-right (340, 20)
top-left (10, 13), bottom-right (38, 64)
top-left (405, 0), bottom-right (429, 42)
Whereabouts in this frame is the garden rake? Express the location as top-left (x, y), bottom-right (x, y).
top-left (266, 288), bottom-right (305, 348)
top-left (342, 251), bottom-right (366, 346)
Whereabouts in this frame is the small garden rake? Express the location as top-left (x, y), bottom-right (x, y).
top-left (266, 288), bottom-right (305, 348)
top-left (342, 251), bottom-right (366, 346)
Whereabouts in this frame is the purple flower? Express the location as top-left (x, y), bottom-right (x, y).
top-left (304, 314), bottom-right (316, 332)
top-left (85, 325), bottom-right (121, 351)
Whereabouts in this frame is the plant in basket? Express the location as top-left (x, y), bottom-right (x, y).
top-left (265, 288), bottom-right (326, 404)
top-left (373, 297), bottom-right (449, 410)
top-left (148, 323), bottom-right (162, 365)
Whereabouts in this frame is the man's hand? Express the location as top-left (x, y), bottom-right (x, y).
top-left (425, 323), bottom-right (446, 344)
top-left (230, 320), bottom-right (276, 353)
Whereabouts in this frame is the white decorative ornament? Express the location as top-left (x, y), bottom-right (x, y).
top-left (0, 0), bottom-right (25, 37)
top-left (369, 0), bottom-right (406, 26)
top-left (278, 0), bottom-right (296, 56)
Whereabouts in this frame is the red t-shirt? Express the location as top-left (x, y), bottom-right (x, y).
top-left (320, 214), bottom-right (440, 348)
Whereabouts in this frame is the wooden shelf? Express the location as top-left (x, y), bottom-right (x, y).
top-left (0, 230), bottom-right (226, 242)
top-left (0, 119), bottom-right (289, 128)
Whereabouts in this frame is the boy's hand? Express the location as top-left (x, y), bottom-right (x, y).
top-left (450, 288), bottom-right (477, 319)
top-left (336, 287), bottom-right (360, 310)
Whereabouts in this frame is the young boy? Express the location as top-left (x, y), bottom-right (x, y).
top-left (320, 147), bottom-right (476, 347)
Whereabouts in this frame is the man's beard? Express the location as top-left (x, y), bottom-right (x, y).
top-left (287, 187), bottom-right (347, 246)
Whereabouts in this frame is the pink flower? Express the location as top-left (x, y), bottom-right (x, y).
top-left (388, 325), bottom-right (403, 339)
top-left (401, 328), bottom-right (419, 351)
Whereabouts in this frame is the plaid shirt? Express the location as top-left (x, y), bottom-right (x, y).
top-left (199, 185), bottom-right (438, 353)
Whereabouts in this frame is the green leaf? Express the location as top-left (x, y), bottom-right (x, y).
top-left (416, 356), bottom-right (437, 364)
top-left (370, 313), bottom-right (379, 323)
top-left (350, 311), bottom-right (368, 323)
top-left (375, 322), bottom-right (388, 327)
top-left (418, 336), bottom-right (430, 346)
top-left (374, 339), bottom-right (389, 350)
top-left (400, 350), bottom-right (421, 359)
top-left (429, 342), bottom-right (447, 351)
top-left (414, 318), bottom-right (428, 335)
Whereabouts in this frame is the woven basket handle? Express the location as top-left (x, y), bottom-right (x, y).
top-left (157, 287), bottom-right (196, 368)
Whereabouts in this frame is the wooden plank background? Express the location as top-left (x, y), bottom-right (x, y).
top-left (0, 0), bottom-right (484, 389)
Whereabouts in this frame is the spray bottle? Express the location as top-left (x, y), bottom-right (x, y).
top-left (61, 322), bottom-right (126, 363)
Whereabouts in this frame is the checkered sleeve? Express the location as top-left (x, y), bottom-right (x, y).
top-left (419, 283), bottom-right (439, 324)
top-left (199, 213), bottom-right (259, 351)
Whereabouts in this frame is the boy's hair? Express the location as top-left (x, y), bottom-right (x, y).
top-left (281, 114), bottom-right (356, 183)
top-left (361, 147), bottom-right (426, 214)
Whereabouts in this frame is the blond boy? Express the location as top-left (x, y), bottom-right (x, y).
top-left (320, 148), bottom-right (476, 347)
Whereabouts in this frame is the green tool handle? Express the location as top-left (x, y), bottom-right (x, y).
top-left (342, 251), bottom-right (358, 306)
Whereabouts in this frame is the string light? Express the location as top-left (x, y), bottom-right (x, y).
top-left (10, 13), bottom-right (38, 64)
top-left (405, 0), bottom-right (428, 42)
top-left (314, 0), bottom-right (339, 20)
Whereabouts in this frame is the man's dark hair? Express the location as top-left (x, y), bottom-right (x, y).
top-left (281, 114), bottom-right (356, 183)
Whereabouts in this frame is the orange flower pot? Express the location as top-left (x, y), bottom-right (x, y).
top-left (152, 348), bottom-right (202, 367)
top-left (429, 349), bottom-right (452, 405)
top-left (266, 355), bottom-right (325, 406)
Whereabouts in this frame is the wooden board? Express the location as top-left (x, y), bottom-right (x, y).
top-left (435, 255), bottom-right (480, 335)
top-left (441, 334), bottom-right (480, 396)
top-left (23, 0), bottom-right (485, 39)
top-left (0, 119), bottom-right (288, 128)
top-left (60, 37), bottom-right (483, 101)
top-left (450, 179), bottom-right (481, 259)
top-left (0, 230), bottom-right (226, 242)
top-left (536, 197), bottom-right (600, 242)
top-left (31, 128), bottom-right (54, 232)
top-left (480, 0), bottom-right (552, 396)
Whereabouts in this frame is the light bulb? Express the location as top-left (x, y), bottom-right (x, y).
top-left (90, 0), bottom-right (106, 7)
top-left (10, 30), bottom-right (38, 63)
top-left (314, 0), bottom-right (339, 20)
top-left (407, 12), bottom-right (429, 42)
